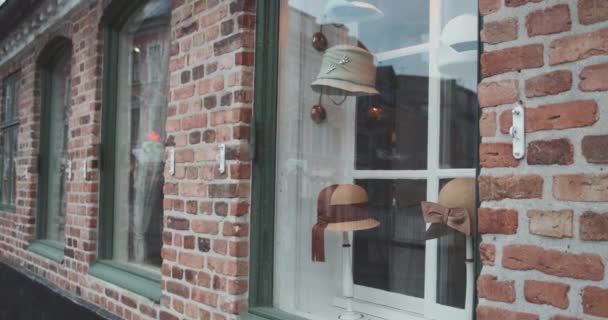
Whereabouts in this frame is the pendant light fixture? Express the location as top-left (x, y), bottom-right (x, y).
top-left (324, 0), bottom-right (383, 24)
top-left (438, 14), bottom-right (478, 77)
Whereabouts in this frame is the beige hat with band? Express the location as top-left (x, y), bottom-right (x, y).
top-left (311, 45), bottom-right (379, 96)
top-left (312, 184), bottom-right (380, 262)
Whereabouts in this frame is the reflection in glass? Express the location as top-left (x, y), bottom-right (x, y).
top-left (0, 74), bottom-right (18, 207)
top-left (354, 179), bottom-right (427, 298)
top-left (41, 48), bottom-right (71, 243)
top-left (273, 0), bottom-right (478, 318)
top-left (112, 0), bottom-right (170, 269)
top-left (436, 179), bottom-right (468, 308)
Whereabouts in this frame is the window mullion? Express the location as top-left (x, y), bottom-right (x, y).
top-left (424, 0), bottom-right (443, 316)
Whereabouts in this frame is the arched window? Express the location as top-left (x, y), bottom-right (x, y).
top-left (31, 38), bottom-right (72, 261)
top-left (92, 0), bottom-right (170, 300)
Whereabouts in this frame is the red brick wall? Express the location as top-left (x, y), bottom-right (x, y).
top-left (477, 0), bottom-right (608, 319)
top-left (0, 0), bottom-right (255, 319)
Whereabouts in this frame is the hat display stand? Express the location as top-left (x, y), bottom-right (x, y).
top-left (339, 231), bottom-right (363, 320)
top-left (312, 184), bottom-right (379, 319)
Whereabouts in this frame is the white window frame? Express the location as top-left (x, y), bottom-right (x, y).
top-left (340, 0), bottom-right (476, 319)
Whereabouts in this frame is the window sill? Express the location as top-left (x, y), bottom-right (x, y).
top-left (89, 260), bottom-right (161, 302)
top-left (0, 204), bottom-right (16, 213)
top-left (28, 240), bottom-right (64, 264)
top-left (243, 307), bottom-right (309, 320)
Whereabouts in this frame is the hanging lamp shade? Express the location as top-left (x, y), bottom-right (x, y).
top-left (324, 0), bottom-right (383, 24)
top-left (311, 45), bottom-right (379, 96)
top-left (438, 14), bottom-right (478, 77)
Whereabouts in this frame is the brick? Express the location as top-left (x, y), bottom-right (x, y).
top-left (578, 0), bottom-right (608, 25)
top-left (198, 237), bottom-right (211, 252)
top-left (480, 111), bottom-right (496, 137)
top-left (480, 0), bottom-right (500, 15)
top-left (526, 5), bottom-right (571, 36)
top-left (583, 286), bottom-right (608, 317)
top-left (580, 63), bottom-right (608, 91)
top-left (502, 244), bottom-right (604, 280)
top-left (166, 281), bottom-right (190, 298)
top-left (214, 33), bottom-right (253, 56)
top-left (505, 0), bottom-right (542, 7)
top-left (480, 143), bottom-right (519, 168)
top-left (180, 182), bottom-right (206, 197)
top-left (525, 280), bottom-right (570, 309)
top-left (192, 64), bottom-right (205, 80)
top-left (478, 208), bottom-right (518, 234)
top-left (549, 28), bottom-right (608, 65)
top-left (208, 184), bottom-right (239, 198)
top-left (477, 306), bottom-right (538, 320)
top-left (478, 175), bottom-right (543, 201)
top-left (480, 243), bottom-right (496, 266)
top-left (223, 221), bottom-right (248, 237)
top-left (121, 295), bottom-right (137, 308)
top-left (478, 80), bottom-right (519, 108)
top-left (477, 274), bottom-right (515, 302)
top-left (549, 316), bottom-right (581, 320)
top-left (528, 210), bottom-right (573, 238)
top-left (481, 18), bottom-right (517, 44)
top-left (527, 139), bottom-right (574, 165)
top-left (178, 252), bottom-right (205, 268)
top-left (554, 173), bottom-right (608, 202)
top-left (481, 44), bottom-right (543, 77)
top-left (192, 219), bottom-right (219, 235)
top-left (160, 311), bottom-right (179, 320)
top-left (582, 135), bottom-right (608, 163)
top-left (499, 100), bottom-right (598, 133)
top-left (525, 70), bottom-right (572, 98)
top-left (192, 288), bottom-right (218, 307)
top-left (167, 217), bottom-right (189, 231)
top-left (227, 279), bottom-right (248, 295)
top-left (173, 84), bottom-right (195, 100)
top-left (580, 212), bottom-right (608, 241)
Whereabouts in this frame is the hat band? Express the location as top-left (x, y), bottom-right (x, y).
top-left (312, 203), bottom-right (369, 262)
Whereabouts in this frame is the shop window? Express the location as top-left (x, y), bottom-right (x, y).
top-left (30, 39), bottom-right (72, 262)
top-left (0, 72), bottom-right (19, 212)
top-left (249, 1), bottom-right (479, 319)
top-left (91, 0), bottom-right (170, 301)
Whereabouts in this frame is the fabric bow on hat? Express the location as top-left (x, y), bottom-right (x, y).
top-left (420, 201), bottom-right (471, 240)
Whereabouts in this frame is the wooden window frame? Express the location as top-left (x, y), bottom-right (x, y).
top-left (29, 38), bottom-right (73, 263)
top-left (89, 0), bottom-right (163, 302)
top-left (0, 72), bottom-right (20, 213)
top-left (245, 1), bottom-right (483, 320)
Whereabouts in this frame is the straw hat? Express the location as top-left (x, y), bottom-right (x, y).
top-left (311, 45), bottom-right (379, 96)
top-left (438, 177), bottom-right (476, 224)
top-left (421, 178), bottom-right (477, 239)
top-left (312, 184), bottom-right (380, 262)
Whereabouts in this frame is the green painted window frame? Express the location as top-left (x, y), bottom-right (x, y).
top-left (245, 2), bottom-right (482, 320)
top-left (0, 72), bottom-right (20, 212)
top-left (90, 0), bottom-right (162, 303)
top-left (243, 2), bottom-right (306, 319)
top-left (30, 39), bottom-right (73, 263)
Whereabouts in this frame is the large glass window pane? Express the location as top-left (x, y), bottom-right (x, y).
top-left (0, 74), bottom-right (19, 208)
top-left (272, 0), bottom-right (478, 319)
top-left (42, 49), bottom-right (71, 243)
top-left (354, 179), bottom-right (427, 298)
top-left (112, 0), bottom-right (170, 269)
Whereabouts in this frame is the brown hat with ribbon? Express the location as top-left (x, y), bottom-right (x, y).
top-left (312, 184), bottom-right (380, 262)
top-left (421, 178), bottom-right (476, 239)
